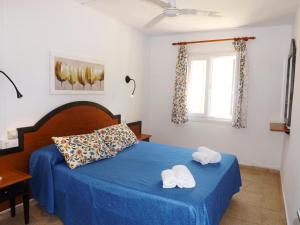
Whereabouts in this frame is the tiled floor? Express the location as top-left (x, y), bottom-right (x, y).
top-left (0, 166), bottom-right (286, 225)
top-left (220, 166), bottom-right (286, 225)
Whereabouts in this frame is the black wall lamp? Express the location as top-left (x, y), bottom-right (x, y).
top-left (125, 75), bottom-right (136, 97)
top-left (0, 70), bottom-right (23, 98)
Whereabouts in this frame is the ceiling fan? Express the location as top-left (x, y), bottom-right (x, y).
top-left (144, 0), bottom-right (221, 28)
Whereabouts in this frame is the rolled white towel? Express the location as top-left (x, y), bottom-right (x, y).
top-left (198, 146), bottom-right (222, 163)
top-left (172, 165), bottom-right (196, 188)
top-left (193, 146), bottom-right (222, 165)
top-left (192, 151), bottom-right (211, 165)
top-left (161, 169), bottom-right (177, 189)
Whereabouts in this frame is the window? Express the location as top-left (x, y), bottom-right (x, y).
top-left (187, 52), bottom-right (237, 121)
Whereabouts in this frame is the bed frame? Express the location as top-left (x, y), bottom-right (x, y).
top-left (0, 101), bottom-right (144, 212)
top-left (0, 101), bottom-right (146, 172)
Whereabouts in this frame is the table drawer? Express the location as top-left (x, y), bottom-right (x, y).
top-left (0, 182), bottom-right (25, 202)
top-left (0, 188), bottom-right (9, 201)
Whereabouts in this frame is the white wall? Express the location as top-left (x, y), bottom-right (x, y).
top-left (281, 5), bottom-right (300, 225)
top-left (0, 0), bottom-right (5, 139)
top-left (0, 0), bottom-right (148, 140)
top-left (145, 25), bottom-right (292, 169)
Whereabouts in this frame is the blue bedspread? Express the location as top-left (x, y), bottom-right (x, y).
top-left (30, 141), bottom-right (241, 225)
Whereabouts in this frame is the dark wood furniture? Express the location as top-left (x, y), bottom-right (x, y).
top-left (0, 170), bottom-right (31, 224)
top-left (0, 101), bottom-right (121, 170)
top-left (138, 134), bottom-right (152, 142)
top-left (270, 123), bottom-right (290, 133)
top-left (0, 101), bottom-right (149, 212)
top-left (127, 121), bottom-right (152, 142)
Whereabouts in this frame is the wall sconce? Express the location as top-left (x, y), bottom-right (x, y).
top-left (125, 75), bottom-right (136, 97)
top-left (0, 70), bottom-right (22, 180)
top-left (0, 70), bottom-right (23, 98)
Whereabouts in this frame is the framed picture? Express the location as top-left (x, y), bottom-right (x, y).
top-left (284, 39), bottom-right (297, 131)
top-left (50, 52), bottom-right (105, 94)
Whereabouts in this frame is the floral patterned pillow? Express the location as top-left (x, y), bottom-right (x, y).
top-left (52, 132), bottom-right (117, 169)
top-left (95, 123), bottom-right (137, 152)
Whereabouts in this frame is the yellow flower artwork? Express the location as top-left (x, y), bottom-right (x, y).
top-left (50, 52), bottom-right (104, 94)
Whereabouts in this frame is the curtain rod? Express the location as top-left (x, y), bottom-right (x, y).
top-left (172, 36), bottom-right (256, 46)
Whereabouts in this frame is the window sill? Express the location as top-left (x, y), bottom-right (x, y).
top-left (188, 115), bottom-right (232, 124)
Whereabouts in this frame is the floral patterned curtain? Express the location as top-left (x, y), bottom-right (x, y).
top-left (171, 45), bottom-right (188, 125)
top-left (232, 40), bottom-right (248, 128)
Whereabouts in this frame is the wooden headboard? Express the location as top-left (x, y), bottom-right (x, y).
top-left (0, 101), bottom-right (121, 172)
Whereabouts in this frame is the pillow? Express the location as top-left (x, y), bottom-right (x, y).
top-left (52, 132), bottom-right (117, 169)
top-left (95, 123), bottom-right (137, 152)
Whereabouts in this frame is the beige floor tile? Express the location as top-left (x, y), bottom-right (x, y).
top-left (262, 193), bottom-right (285, 212)
top-left (261, 173), bottom-right (281, 187)
top-left (220, 215), bottom-right (261, 225)
top-left (221, 166), bottom-right (287, 225)
top-left (241, 169), bottom-right (263, 183)
top-left (225, 199), bottom-right (264, 224)
top-left (234, 189), bottom-right (264, 208)
top-left (242, 179), bottom-right (264, 194)
top-left (260, 208), bottom-right (287, 225)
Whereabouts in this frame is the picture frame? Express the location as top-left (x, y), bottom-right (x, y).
top-left (284, 39), bottom-right (297, 131)
top-left (50, 52), bottom-right (105, 95)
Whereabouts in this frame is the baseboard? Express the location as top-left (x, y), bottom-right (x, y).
top-left (239, 164), bottom-right (280, 174)
top-left (280, 172), bottom-right (291, 225)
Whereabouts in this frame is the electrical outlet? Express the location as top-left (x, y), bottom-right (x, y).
top-left (0, 140), bottom-right (5, 149)
top-left (7, 130), bottom-right (18, 140)
top-left (0, 139), bottom-right (18, 149)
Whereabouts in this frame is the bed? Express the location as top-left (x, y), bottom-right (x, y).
top-left (18, 101), bottom-right (241, 225)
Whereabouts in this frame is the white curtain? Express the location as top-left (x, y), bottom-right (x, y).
top-left (232, 40), bottom-right (248, 128)
top-left (171, 45), bottom-right (188, 125)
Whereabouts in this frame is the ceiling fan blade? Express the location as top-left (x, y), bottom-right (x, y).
top-left (197, 10), bottom-right (222, 17)
top-left (144, 0), bottom-right (169, 8)
top-left (207, 11), bottom-right (222, 17)
top-left (179, 9), bottom-right (222, 17)
top-left (144, 13), bottom-right (166, 28)
top-left (178, 9), bottom-right (199, 15)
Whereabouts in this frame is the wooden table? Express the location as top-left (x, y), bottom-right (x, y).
top-left (137, 134), bottom-right (152, 142)
top-left (0, 170), bottom-right (32, 224)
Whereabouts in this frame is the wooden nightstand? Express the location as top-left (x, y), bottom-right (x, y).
top-left (137, 134), bottom-right (152, 142)
top-left (0, 170), bottom-right (32, 225)
top-left (127, 121), bottom-right (151, 142)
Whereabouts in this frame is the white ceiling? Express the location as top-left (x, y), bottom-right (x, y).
top-left (78, 0), bottom-right (299, 34)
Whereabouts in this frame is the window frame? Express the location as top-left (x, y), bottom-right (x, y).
top-left (187, 51), bottom-right (238, 122)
